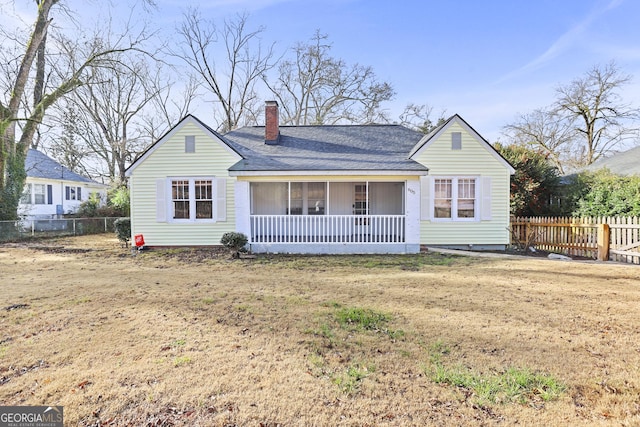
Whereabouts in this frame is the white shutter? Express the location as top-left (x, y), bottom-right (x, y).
top-left (420, 176), bottom-right (431, 221)
top-left (216, 178), bottom-right (227, 222)
top-left (156, 178), bottom-right (167, 222)
top-left (480, 177), bottom-right (492, 220)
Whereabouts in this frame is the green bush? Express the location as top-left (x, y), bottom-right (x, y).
top-left (220, 232), bottom-right (248, 258)
top-left (114, 217), bottom-right (131, 246)
top-left (76, 192), bottom-right (102, 217)
top-left (494, 143), bottom-right (561, 216)
top-left (109, 186), bottom-right (130, 216)
top-left (568, 169), bottom-right (640, 217)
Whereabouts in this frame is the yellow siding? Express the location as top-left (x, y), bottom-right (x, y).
top-left (414, 122), bottom-right (511, 246)
top-left (129, 121), bottom-right (240, 246)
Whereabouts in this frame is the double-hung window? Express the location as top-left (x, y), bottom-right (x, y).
top-left (34, 184), bottom-right (47, 205)
top-left (433, 177), bottom-right (477, 220)
top-left (172, 180), bottom-right (191, 219)
top-left (21, 184), bottom-right (33, 204)
top-left (66, 186), bottom-right (82, 201)
top-left (169, 178), bottom-right (215, 221)
top-left (194, 180), bottom-right (213, 219)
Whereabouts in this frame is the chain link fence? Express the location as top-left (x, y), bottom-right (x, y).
top-left (0, 217), bottom-right (119, 243)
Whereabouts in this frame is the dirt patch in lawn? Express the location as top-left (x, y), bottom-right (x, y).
top-left (1, 234), bottom-right (640, 426)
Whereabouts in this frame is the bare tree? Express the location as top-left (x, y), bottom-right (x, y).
top-left (555, 61), bottom-right (640, 166)
top-left (399, 103), bottom-right (447, 134)
top-left (503, 108), bottom-right (576, 174)
top-left (265, 31), bottom-right (395, 126)
top-left (139, 68), bottom-right (200, 144)
top-left (503, 62), bottom-right (640, 173)
top-left (174, 10), bottom-right (276, 132)
top-left (50, 53), bottom-right (161, 184)
top-left (47, 104), bottom-right (91, 176)
top-left (0, 0), bottom-right (154, 219)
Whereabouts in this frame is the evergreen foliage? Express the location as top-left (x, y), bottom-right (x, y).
top-left (494, 143), bottom-right (561, 216)
top-left (565, 169), bottom-right (640, 217)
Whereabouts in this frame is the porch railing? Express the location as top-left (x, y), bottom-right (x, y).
top-left (250, 215), bottom-right (406, 244)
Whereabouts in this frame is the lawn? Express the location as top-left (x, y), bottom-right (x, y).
top-left (1, 234), bottom-right (639, 426)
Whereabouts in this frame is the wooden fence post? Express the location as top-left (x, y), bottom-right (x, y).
top-left (597, 223), bottom-right (610, 261)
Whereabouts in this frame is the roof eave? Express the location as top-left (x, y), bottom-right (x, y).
top-left (228, 169), bottom-right (429, 177)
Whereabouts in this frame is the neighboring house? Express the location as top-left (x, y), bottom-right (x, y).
top-left (20, 149), bottom-right (108, 220)
top-left (125, 101), bottom-right (515, 254)
top-left (582, 145), bottom-right (640, 176)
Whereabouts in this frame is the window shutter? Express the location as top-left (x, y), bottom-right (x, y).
top-left (452, 132), bottom-right (462, 150)
top-left (156, 179), bottom-right (167, 222)
top-left (185, 135), bottom-right (195, 153)
top-left (420, 176), bottom-right (431, 221)
top-left (216, 178), bottom-right (227, 222)
top-left (78, 187), bottom-right (82, 201)
top-left (65, 186), bottom-right (70, 200)
top-left (480, 177), bottom-right (492, 220)
top-left (47, 185), bottom-right (53, 205)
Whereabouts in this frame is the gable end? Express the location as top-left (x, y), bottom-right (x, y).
top-left (409, 114), bottom-right (515, 174)
top-left (125, 115), bottom-right (243, 177)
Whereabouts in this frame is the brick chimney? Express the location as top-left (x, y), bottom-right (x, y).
top-left (265, 100), bottom-right (279, 145)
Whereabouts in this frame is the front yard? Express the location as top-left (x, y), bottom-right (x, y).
top-left (1, 235), bottom-right (639, 426)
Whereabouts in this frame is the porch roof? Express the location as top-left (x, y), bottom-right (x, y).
top-left (224, 125), bottom-right (428, 174)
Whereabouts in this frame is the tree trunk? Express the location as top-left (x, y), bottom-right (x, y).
top-left (0, 0), bottom-right (57, 220)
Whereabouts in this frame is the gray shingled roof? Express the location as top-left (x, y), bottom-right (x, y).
top-left (26, 149), bottom-right (101, 184)
top-left (224, 125), bottom-right (428, 172)
top-left (582, 145), bottom-right (640, 176)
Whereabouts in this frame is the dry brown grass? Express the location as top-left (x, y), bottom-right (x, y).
top-left (1, 234), bottom-right (639, 426)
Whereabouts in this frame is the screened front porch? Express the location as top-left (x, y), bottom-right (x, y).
top-left (249, 181), bottom-right (406, 244)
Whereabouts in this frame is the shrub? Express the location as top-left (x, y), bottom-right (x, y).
top-left (568, 169), bottom-right (640, 217)
top-left (109, 186), bottom-right (130, 216)
top-left (114, 217), bottom-right (131, 246)
top-left (76, 192), bottom-right (102, 217)
top-left (220, 232), bottom-right (248, 258)
top-left (494, 143), bottom-right (561, 216)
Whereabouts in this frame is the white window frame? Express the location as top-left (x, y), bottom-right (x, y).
top-left (431, 176), bottom-right (479, 222)
top-left (66, 186), bottom-right (82, 201)
top-left (167, 177), bottom-right (217, 223)
top-left (21, 183), bottom-right (33, 204)
top-left (33, 184), bottom-right (47, 205)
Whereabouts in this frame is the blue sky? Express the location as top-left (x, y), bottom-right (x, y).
top-left (152, 0), bottom-right (640, 142)
top-left (4, 0), bottom-right (640, 142)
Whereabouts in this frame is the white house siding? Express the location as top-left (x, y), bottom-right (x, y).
top-left (129, 121), bottom-right (239, 246)
top-left (19, 177), bottom-right (107, 219)
top-left (414, 122), bottom-right (512, 248)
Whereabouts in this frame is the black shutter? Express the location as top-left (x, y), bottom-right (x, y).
top-left (77, 187), bottom-right (82, 201)
top-left (47, 185), bottom-right (53, 204)
top-left (65, 186), bottom-right (70, 200)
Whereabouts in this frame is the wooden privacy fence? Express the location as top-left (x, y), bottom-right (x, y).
top-left (510, 216), bottom-right (640, 264)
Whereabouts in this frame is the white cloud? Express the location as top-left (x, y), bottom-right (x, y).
top-left (497, 0), bottom-right (625, 83)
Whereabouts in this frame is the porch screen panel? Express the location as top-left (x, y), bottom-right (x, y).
top-left (370, 182), bottom-right (404, 214)
top-left (307, 182), bottom-right (325, 215)
top-left (328, 183), bottom-right (352, 215)
top-left (290, 182), bottom-right (303, 215)
top-left (251, 182), bottom-right (287, 215)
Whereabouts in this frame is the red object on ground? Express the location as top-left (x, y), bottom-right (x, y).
top-left (134, 234), bottom-right (145, 247)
